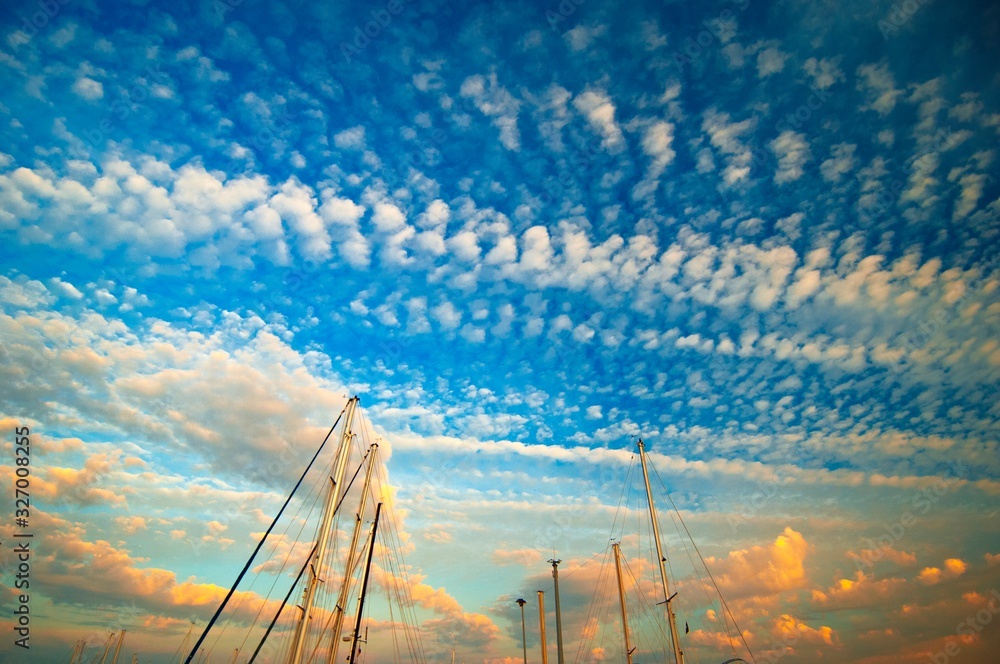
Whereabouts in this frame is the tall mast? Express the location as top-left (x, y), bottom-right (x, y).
top-left (69, 639), bottom-right (85, 664)
top-left (549, 559), bottom-right (565, 664)
top-left (537, 591), bottom-right (548, 664)
top-left (348, 502), bottom-right (383, 664)
top-left (637, 439), bottom-right (684, 664)
top-left (288, 396), bottom-right (359, 664)
top-left (110, 630), bottom-right (126, 664)
top-left (327, 443), bottom-right (379, 664)
top-left (612, 543), bottom-right (634, 664)
top-left (97, 632), bottom-right (115, 664)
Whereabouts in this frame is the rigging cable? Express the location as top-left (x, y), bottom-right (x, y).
top-left (216, 468), bottom-right (329, 660)
top-left (651, 466), bottom-right (757, 664)
top-left (182, 404), bottom-right (348, 664)
top-left (370, 449), bottom-right (428, 664)
top-left (246, 446), bottom-right (372, 663)
top-left (207, 417), bottom-right (348, 661)
top-left (243, 476), bottom-right (330, 659)
top-left (572, 541), bottom-right (614, 664)
top-left (621, 548), bottom-right (669, 662)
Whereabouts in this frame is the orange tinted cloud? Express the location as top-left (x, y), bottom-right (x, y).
top-left (35, 452), bottom-right (128, 506)
top-left (771, 613), bottom-right (836, 646)
top-left (491, 547), bottom-right (543, 567)
top-left (917, 558), bottom-right (967, 585)
top-left (811, 571), bottom-right (907, 610)
top-left (703, 527), bottom-right (809, 601)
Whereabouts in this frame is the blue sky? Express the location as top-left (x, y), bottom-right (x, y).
top-left (0, 0), bottom-right (998, 662)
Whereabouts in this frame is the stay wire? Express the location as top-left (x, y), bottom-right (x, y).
top-left (573, 541), bottom-right (614, 664)
top-left (182, 404), bottom-right (348, 664)
top-left (213, 418), bottom-right (346, 660)
top-left (651, 465), bottom-right (757, 664)
top-left (247, 443), bottom-right (371, 663)
top-left (380, 490), bottom-right (426, 664)
top-left (209, 480), bottom-right (326, 660)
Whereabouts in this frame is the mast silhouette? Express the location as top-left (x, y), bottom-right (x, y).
top-left (288, 396), bottom-right (359, 664)
top-left (638, 439), bottom-right (684, 664)
top-left (612, 542), bottom-right (634, 664)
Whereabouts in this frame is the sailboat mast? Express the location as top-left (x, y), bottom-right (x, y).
top-left (348, 502), bottom-right (383, 664)
top-left (327, 443), bottom-right (379, 664)
top-left (97, 632), bottom-right (117, 664)
top-left (612, 543), bottom-right (634, 664)
top-left (110, 629), bottom-right (126, 664)
top-left (288, 396), bottom-right (359, 664)
top-left (637, 439), bottom-right (684, 664)
top-left (69, 639), bottom-right (85, 664)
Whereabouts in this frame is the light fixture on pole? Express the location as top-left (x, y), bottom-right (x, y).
top-left (516, 598), bottom-right (527, 664)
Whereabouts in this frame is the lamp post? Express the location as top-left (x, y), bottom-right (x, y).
top-left (516, 598), bottom-right (527, 664)
top-left (537, 590), bottom-right (548, 664)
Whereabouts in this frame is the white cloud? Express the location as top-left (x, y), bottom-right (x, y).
top-left (803, 57), bottom-right (844, 90)
top-left (460, 323), bottom-right (485, 343)
top-left (460, 73), bottom-right (521, 151)
top-left (519, 226), bottom-right (554, 274)
top-left (372, 201), bottom-right (407, 232)
top-left (484, 235), bottom-right (517, 265)
top-left (531, 84), bottom-right (572, 151)
top-left (269, 178), bottom-right (330, 261)
top-left (702, 109), bottom-right (756, 185)
top-left (319, 193), bottom-right (370, 269)
top-left (573, 89), bottom-right (625, 151)
top-left (50, 277), bottom-right (84, 300)
top-left (820, 143), bottom-right (857, 183)
top-left (641, 120), bottom-right (675, 177)
top-left (770, 130), bottom-right (811, 184)
top-left (448, 231), bottom-right (481, 262)
top-left (72, 77), bottom-right (104, 101)
top-left (431, 300), bottom-right (462, 330)
top-left (564, 24), bottom-right (606, 51)
top-left (949, 172), bottom-right (986, 221)
top-left (417, 199), bottom-right (450, 229)
top-left (756, 47), bottom-right (788, 78)
top-left (857, 61), bottom-right (903, 116)
top-left (333, 126), bottom-right (366, 150)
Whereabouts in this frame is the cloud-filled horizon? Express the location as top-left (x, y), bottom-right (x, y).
top-left (0, 0), bottom-right (998, 662)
